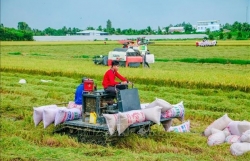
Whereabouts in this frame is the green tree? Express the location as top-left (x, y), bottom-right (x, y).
top-left (61, 26), bottom-right (68, 35)
top-left (241, 22), bottom-right (250, 32)
top-left (23, 31), bottom-right (33, 40)
top-left (223, 23), bottom-right (232, 30)
top-left (86, 26), bottom-right (95, 30)
top-left (32, 28), bottom-right (44, 36)
top-left (96, 25), bottom-right (102, 31)
top-left (146, 26), bottom-right (152, 34)
top-left (17, 22), bottom-right (31, 31)
top-left (227, 32), bottom-right (232, 39)
top-left (115, 28), bottom-right (121, 35)
top-left (164, 26), bottom-right (169, 34)
top-left (206, 28), bottom-right (210, 35)
top-left (106, 19), bottom-right (112, 34)
top-left (110, 28), bottom-right (115, 34)
top-left (232, 21), bottom-right (242, 31)
top-left (44, 27), bottom-right (57, 35)
top-left (219, 32), bottom-right (224, 40)
top-left (157, 26), bottom-right (162, 35)
top-left (0, 27), bottom-right (33, 41)
top-left (72, 27), bottom-right (81, 34)
top-left (184, 23), bottom-right (193, 33)
top-left (67, 27), bottom-right (72, 35)
top-left (237, 31), bottom-right (243, 39)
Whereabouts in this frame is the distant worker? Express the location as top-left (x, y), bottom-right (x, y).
top-left (136, 37), bottom-right (141, 45)
top-left (196, 41), bottom-right (199, 47)
top-left (102, 60), bottom-right (129, 96)
top-left (123, 42), bottom-right (129, 48)
top-left (74, 77), bottom-right (85, 105)
top-left (137, 40), bottom-right (141, 46)
top-left (143, 50), bottom-right (150, 68)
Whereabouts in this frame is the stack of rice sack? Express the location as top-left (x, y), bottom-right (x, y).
top-left (33, 103), bottom-right (81, 128)
top-left (103, 108), bottom-right (156, 135)
top-left (103, 98), bottom-right (186, 135)
top-left (203, 114), bottom-right (250, 156)
top-left (67, 101), bottom-right (82, 112)
top-left (160, 100), bottom-right (189, 132)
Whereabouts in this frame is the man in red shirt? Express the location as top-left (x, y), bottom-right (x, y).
top-left (102, 60), bottom-right (128, 96)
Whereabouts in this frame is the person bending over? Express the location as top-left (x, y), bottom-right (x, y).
top-left (102, 60), bottom-right (128, 96)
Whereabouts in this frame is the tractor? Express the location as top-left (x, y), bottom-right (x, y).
top-left (54, 78), bottom-right (175, 145)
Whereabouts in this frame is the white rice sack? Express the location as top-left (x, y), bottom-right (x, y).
top-left (33, 104), bottom-right (57, 127)
top-left (223, 127), bottom-right (231, 137)
top-left (145, 100), bottom-right (157, 109)
top-left (19, 79), bottom-right (26, 84)
top-left (63, 108), bottom-right (81, 120)
top-left (117, 110), bottom-right (146, 135)
top-left (225, 135), bottom-right (241, 144)
top-left (230, 142), bottom-right (250, 156)
top-left (161, 101), bottom-right (185, 120)
top-left (54, 108), bottom-right (81, 126)
top-left (140, 103), bottom-right (149, 109)
top-left (146, 98), bottom-right (173, 112)
top-left (43, 107), bottom-right (59, 128)
top-left (142, 106), bottom-right (162, 124)
top-left (67, 101), bottom-right (82, 111)
top-left (168, 120), bottom-right (190, 133)
top-left (162, 119), bottom-right (172, 131)
top-left (207, 131), bottom-right (226, 146)
top-left (204, 113), bottom-right (232, 137)
top-left (211, 128), bottom-right (222, 134)
top-left (240, 130), bottom-right (250, 143)
top-left (227, 121), bottom-right (241, 136)
top-left (238, 120), bottom-right (250, 136)
top-left (103, 113), bottom-right (118, 135)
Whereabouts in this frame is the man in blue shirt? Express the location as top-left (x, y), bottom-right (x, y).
top-left (74, 77), bottom-right (85, 105)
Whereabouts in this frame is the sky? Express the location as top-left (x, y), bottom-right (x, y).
top-left (1, 0), bottom-right (250, 30)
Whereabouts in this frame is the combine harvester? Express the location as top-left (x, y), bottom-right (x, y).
top-left (54, 78), bottom-right (177, 145)
top-left (93, 37), bottom-right (155, 67)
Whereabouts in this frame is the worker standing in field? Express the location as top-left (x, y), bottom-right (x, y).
top-left (102, 60), bottom-right (129, 96)
top-left (143, 50), bottom-right (150, 68)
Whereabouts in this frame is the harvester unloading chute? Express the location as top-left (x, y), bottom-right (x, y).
top-left (117, 40), bottom-right (133, 45)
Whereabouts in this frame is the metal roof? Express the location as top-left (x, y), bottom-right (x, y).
top-left (76, 30), bottom-right (108, 34)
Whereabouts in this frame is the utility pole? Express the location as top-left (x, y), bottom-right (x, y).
top-left (247, 0), bottom-right (250, 23)
top-left (247, 6), bottom-right (249, 23)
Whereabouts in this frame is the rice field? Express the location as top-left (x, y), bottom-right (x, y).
top-left (1, 40), bottom-right (250, 160)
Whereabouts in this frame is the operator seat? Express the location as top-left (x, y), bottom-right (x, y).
top-left (104, 84), bottom-right (128, 105)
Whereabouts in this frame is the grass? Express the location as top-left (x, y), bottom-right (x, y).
top-left (8, 52), bottom-right (22, 55)
top-left (1, 40), bottom-right (250, 160)
top-left (156, 57), bottom-right (250, 64)
top-left (2, 58), bottom-right (249, 92)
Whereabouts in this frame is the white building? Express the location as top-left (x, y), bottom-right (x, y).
top-left (76, 30), bottom-right (108, 36)
top-left (196, 20), bottom-right (220, 32)
top-left (168, 27), bottom-right (185, 33)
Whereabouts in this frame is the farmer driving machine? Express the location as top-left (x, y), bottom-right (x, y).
top-left (54, 78), bottom-right (174, 145)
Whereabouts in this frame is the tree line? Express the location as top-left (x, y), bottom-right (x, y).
top-left (0, 20), bottom-right (250, 41)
